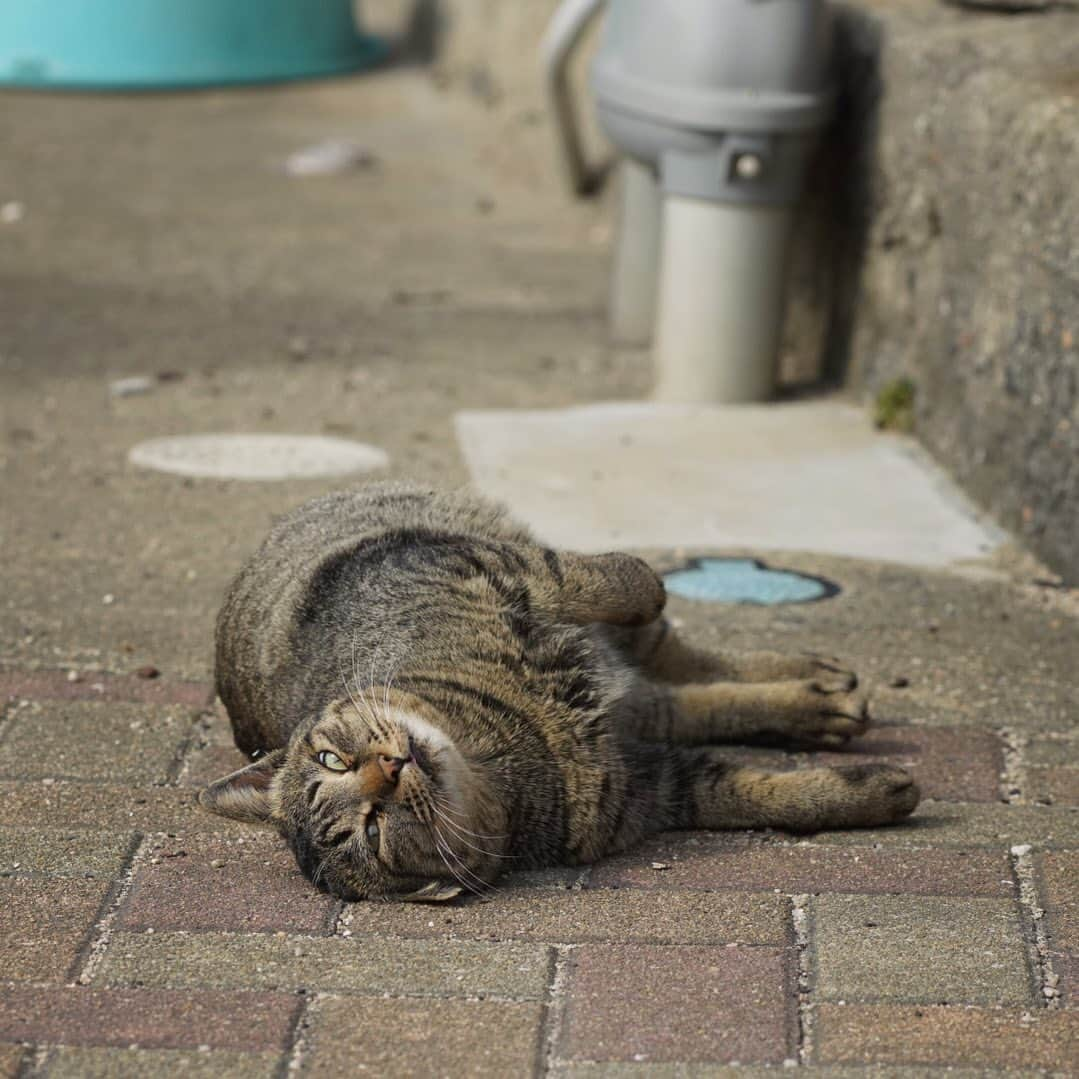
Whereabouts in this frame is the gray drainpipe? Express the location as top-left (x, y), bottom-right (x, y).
top-left (543, 0), bottom-right (835, 403)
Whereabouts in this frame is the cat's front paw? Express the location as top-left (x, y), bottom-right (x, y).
top-left (786, 677), bottom-right (870, 747)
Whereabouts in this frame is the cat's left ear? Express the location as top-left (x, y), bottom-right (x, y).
top-left (198, 749), bottom-right (286, 825)
top-left (400, 881), bottom-right (464, 904)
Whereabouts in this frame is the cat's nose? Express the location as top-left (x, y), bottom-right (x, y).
top-left (378, 755), bottom-right (409, 784)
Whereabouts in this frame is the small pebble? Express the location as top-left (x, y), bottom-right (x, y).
top-left (135, 665), bottom-right (160, 680)
top-left (102, 594), bottom-right (115, 606)
top-left (1010, 844), bottom-right (1032, 857)
top-left (210, 858), bottom-right (226, 869)
top-left (0, 201), bottom-right (25, 224)
top-left (889, 675), bottom-right (910, 688)
top-left (650, 862), bottom-right (670, 871)
top-left (109, 376), bottom-right (155, 398)
top-left (285, 139), bottom-right (377, 177)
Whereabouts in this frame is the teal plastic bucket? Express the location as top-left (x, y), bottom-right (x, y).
top-left (0, 0), bottom-right (387, 89)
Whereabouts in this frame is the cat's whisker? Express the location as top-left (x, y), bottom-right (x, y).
top-left (432, 822), bottom-right (497, 896)
top-left (431, 806), bottom-right (509, 859)
top-left (431, 808), bottom-right (507, 848)
top-left (430, 792), bottom-right (506, 840)
top-left (431, 824), bottom-right (477, 895)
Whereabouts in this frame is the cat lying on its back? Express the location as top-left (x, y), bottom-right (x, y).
top-left (202, 482), bottom-right (919, 902)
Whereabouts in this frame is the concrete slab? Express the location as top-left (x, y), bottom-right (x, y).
top-left (455, 400), bottom-right (1002, 566)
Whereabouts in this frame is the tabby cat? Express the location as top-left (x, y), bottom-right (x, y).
top-left (202, 482), bottom-right (919, 902)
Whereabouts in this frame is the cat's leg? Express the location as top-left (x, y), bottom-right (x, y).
top-left (607, 618), bottom-right (857, 686)
top-left (601, 742), bottom-right (917, 855)
top-left (619, 674), bottom-right (869, 748)
top-left (515, 548), bottom-right (667, 628)
top-left (650, 746), bottom-right (919, 833)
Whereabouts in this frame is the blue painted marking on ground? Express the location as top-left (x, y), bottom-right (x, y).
top-left (663, 558), bottom-right (834, 605)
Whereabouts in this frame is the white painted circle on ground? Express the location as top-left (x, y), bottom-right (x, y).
top-left (128, 434), bottom-right (389, 480)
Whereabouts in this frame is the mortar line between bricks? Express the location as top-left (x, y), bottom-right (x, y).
top-left (73, 832), bottom-right (153, 987)
top-left (332, 898), bottom-right (352, 938)
top-left (999, 726), bottom-right (1030, 804)
top-left (1010, 845), bottom-right (1062, 1009)
top-left (0, 698), bottom-right (34, 750)
top-left (538, 944), bottom-right (573, 1077)
top-left (19, 1046), bottom-right (50, 1079)
top-left (283, 991), bottom-right (322, 1078)
top-left (164, 705), bottom-right (217, 785)
top-left (169, 705), bottom-right (216, 787)
top-left (792, 893), bottom-right (813, 1067)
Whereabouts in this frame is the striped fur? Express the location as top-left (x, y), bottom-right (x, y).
top-left (202, 482), bottom-right (919, 902)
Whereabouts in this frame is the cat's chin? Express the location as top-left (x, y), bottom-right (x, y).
top-left (389, 707), bottom-right (472, 813)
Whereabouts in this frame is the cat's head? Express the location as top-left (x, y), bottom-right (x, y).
top-left (199, 695), bottom-right (506, 903)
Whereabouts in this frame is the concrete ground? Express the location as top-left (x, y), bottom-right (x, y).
top-left (2, 63), bottom-right (1078, 1077)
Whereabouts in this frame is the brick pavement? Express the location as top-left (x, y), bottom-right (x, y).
top-left (1, 664), bottom-right (1077, 1076)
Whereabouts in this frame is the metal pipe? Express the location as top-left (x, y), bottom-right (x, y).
top-left (653, 195), bottom-right (794, 403)
top-left (540, 0), bottom-right (606, 196)
top-left (609, 159), bottom-right (662, 345)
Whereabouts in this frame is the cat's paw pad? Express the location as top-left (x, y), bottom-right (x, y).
top-left (833, 763), bottom-right (920, 824)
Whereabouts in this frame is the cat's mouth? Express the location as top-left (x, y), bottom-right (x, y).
top-left (408, 738), bottom-right (433, 777)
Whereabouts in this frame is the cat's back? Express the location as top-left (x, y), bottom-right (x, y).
top-left (214, 482), bottom-right (536, 748)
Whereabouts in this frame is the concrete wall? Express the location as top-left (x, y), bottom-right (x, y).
top-left (837, 0), bottom-right (1079, 581)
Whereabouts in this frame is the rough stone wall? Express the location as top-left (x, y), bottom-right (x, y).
top-left (840, 0), bottom-right (1079, 580)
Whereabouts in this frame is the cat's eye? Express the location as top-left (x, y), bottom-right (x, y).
top-left (364, 813), bottom-right (381, 854)
top-left (317, 750), bottom-right (349, 772)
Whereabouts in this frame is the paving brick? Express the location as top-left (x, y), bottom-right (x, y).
top-left (179, 740), bottom-right (247, 789)
top-left (1057, 952), bottom-right (1079, 1009)
top-left (814, 725), bottom-right (1004, 802)
top-left (0, 876), bottom-right (112, 983)
top-left (1025, 737), bottom-right (1079, 768)
top-left (97, 930), bottom-right (551, 1000)
top-left (0, 779), bottom-right (241, 833)
top-left (501, 865), bottom-right (587, 889)
top-left (1037, 851), bottom-right (1079, 955)
top-left (815, 800), bottom-right (1079, 849)
top-left (302, 996), bottom-right (543, 1077)
top-left (349, 887), bottom-right (789, 945)
top-left (561, 944), bottom-right (793, 1065)
top-left (1028, 766), bottom-right (1079, 806)
top-left (117, 834), bottom-right (337, 934)
top-left (0, 700), bottom-right (191, 784)
top-left (176, 703), bottom-right (247, 789)
top-left (814, 1004), bottom-right (1079, 1070)
top-left (0, 669), bottom-right (211, 709)
top-left (42, 1047), bottom-right (282, 1079)
top-left (591, 836), bottom-right (1014, 897)
top-left (812, 894), bottom-right (1033, 1006)
top-left (0, 986), bottom-right (301, 1051)
top-left (0, 828), bottom-right (136, 878)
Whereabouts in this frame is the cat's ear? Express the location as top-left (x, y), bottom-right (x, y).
top-left (198, 749), bottom-right (286, 825)
top-left (400, 881), bottom-right (464, 904)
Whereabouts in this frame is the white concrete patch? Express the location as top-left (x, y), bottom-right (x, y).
top-left (128, 434), bottom-right (389, 481)
top-left (454, 400), bottom-right (1002, 567)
